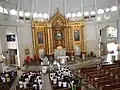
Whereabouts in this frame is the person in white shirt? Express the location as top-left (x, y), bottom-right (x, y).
top-left (58, 80), bottom-right (62, 87)
top-left (53, 77), bottom-right (57, 85)
top-left (23, 82), bottom-right (27, 89)
top-left (38, 78), bottom-right (42, 85)
top-left (33, 83), bottom-right (37, 90)
top-left (19, 81), bottom-right (23, 89)
top-left (25, 77), bottom-right (29, 83)
top-left (63, 81), bottom-right (67, 88)
top-left (39, 82), bottom-right (42, 90)
top-left (1, 77), bottom-right (5, 83)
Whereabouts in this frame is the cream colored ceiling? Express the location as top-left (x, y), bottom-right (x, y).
top-left (0, 0), bottom-right (118, 14)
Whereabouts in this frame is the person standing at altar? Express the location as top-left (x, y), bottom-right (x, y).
top-left (34, 54), bottom-right (39, 63)
top-left (25, 55), bottom-right (31, 65)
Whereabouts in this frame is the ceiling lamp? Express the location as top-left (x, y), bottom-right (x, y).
top-left (25, 12), bottom-right (30, 17)
top-left (77, 12), bottom-right (82, 17)
top-left (90, 11), bottom-right (96, 15)
top-left (10, 9), bottom-right (17, 15)
top-left (43, 13), bottom-right (49, 19)
top-left (105, 8), bottom-right (110, 12)
top-left (72, 13), bottom-right (76, 17)
top-left (0, 6), bottom-right (3, 13)
top-left (33, 12), bottom-right (38, 18)
top-left (84, 12), bottom-right (89, 16)
top-left (19, 11), bottom-right (24, 17)
top-left (4, 8), bottom-right (8, 14)
top-left (38, 13), bottom-right (43, 18)
top-left (97, 9), bottom-right (104, 14)
top-left (111, 6), bottom-right (117, 12)
top-left (66, 13), bottom-right (71, 18)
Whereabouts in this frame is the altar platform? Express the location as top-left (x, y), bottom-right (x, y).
top-left (57, 56), bottom-right (69, 64)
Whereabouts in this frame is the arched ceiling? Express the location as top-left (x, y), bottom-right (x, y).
top-left (0, 0), bottom-right (118, 14)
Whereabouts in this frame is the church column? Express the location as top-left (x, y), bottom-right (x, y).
top-left (81, 25), bottom-right (84, 53)
top-left (32, 25), bottom-right (37, 55)
top-left (117, 21), bottom-right (120, 59)
top-left (69, 26), bottom-right (74, 55)
top-left (65, 26), bottom-right (69, 53)
top-left (44, 27), bottom-right (49, 55)
top-left (49, 27), bottom-right (53, 55)
top-left (47, 27), bottom-right (51, 55)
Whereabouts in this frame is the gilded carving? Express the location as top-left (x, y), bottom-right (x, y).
top-left (32, 11), bottom-right (85, 56)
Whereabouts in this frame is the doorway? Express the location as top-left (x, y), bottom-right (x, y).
top-left (106, 42), bottom-right (118, 63)
top-left (8, 49), bottom-right (17, 64)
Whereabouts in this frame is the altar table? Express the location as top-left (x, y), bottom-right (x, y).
top-left (57, 56), bottom-right (69, 64)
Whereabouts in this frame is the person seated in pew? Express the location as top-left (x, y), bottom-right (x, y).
top-left (63, 81), bottom-right (67, 88)
top-left (19, 80), bottom-right (24, 89)
top-left (57, 75), bottom-right (60, 81)
top-left (53, 76), bottom-right (57, 85)
top-left (1, 75), bottom-right (6, 83)
top-left (97, 64), bottom-right (101, 71)
top-left (37, 77), bottom-right (42, 85)
top-left (58, 80), bottom-right (62, 87)
top-left (32, 82), bottom-right (39, 90)
top-left (23, 81), bottom-right (27, 89)
top-left (39, 82), bottom-right (42, 90)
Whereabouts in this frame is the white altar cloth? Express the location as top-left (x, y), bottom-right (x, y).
top-left (57, 56), bottom-right (69, 64)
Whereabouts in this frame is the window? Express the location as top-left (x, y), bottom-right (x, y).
top-left (6, 34), bottom-right (16, 42)
top-left (107, 26), bottom-right (117, 37)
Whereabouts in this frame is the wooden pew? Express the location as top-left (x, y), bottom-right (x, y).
top-left (96, 78), bottom-right (120, 88)
top-left (101, 83), bottom-right (120, 90)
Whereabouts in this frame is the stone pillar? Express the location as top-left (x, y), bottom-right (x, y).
top-left (117, 21), bottom-right (120, 60)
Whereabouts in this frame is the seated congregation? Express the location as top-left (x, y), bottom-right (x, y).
top-left (0, 70), bottom-right (17, 90)
top-left (76, 63), bottom-right (120, 90)
top-left (16, 71), bottom-right (43, 90)
top-left (49, 67), bottom-right (81, 90)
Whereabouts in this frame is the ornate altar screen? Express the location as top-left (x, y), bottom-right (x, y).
top-left (32, 11), bottom-right (84, 57)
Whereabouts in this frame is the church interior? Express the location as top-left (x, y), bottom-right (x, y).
top-left (0, 0), bottom-right (120, 90)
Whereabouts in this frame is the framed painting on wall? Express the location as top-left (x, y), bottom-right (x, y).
top-left (25, 49), bottom-right (30, 55)
top-left (74, 30), bottom-right (80, 41)
top-left (37, 32), bottom-right (43, 44)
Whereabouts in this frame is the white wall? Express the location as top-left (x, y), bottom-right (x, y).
top-left (84, 20), bottom-right (118, 57)
top-left (17, 24), bottom-right (33, 66)
top-left (0, 13), bottom-right (33, 66)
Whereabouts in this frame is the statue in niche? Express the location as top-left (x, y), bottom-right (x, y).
top-left (54, 31), bottom-right (63, 40)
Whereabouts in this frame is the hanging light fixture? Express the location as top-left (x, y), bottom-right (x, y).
top-left (10, 9), bottom-right (17, 16)
top-left (33, 12), bottom-right (38, 18)
top-left (84, 12), bottom-right (89, 16)
top-left (72, 13), bottom-right (76, 17)
top-left (0, 6), bottom-right (3, 13)
top-left (19, 11), bottom-right (24, 17)
top-left (90, 11), bottom-right (96, 15)
top-left (97, 9), bottom-right (104, 14)
top-left (25, 12), bottom-right (31, 17)
top-left (111, 6), bottom-right (117, 12)
top-left (105, 8), bottom-right (110, 12)
top-left (77, 12), bottom-right (82, 17)
top-left (66, 13), bottom-right (71, 18)
top-left (38, 13), bottom-right (43, 18)
top-left (43, 13), bottom-right (49, 19)
top-left (3, 8), bottom-right (8, 14)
